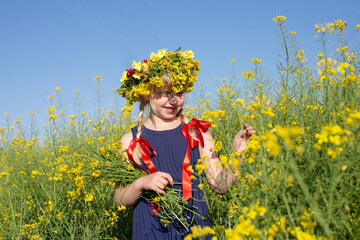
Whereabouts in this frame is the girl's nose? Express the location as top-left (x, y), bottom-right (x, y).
top-left (168, 95), bottom-right (177, 104)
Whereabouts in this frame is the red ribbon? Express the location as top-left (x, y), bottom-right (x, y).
top-left (127, 138), bottom-right (157, 174)
top-left (127, 138), bottom-right (159, 215)
top-left (151, 202), bottom-right (160, 215)
top-left (181, 118), bottom-right (211, 201)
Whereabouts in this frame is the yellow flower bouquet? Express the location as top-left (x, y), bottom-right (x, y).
top-left (78, 142), bottom-right (204, 232)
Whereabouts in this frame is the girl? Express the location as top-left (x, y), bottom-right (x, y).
top-left (114, 49), bottom-right (255, 239)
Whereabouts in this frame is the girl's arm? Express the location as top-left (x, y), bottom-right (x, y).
top-left (114, 133), bottom-right (174, 207)
top-left (201, 124), bottom-right (255, 194)
top-left (200, 131), bottom-right (234, 193)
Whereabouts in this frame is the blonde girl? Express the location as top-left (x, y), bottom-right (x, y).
top-left (114, 49), bottom-right (255, 239)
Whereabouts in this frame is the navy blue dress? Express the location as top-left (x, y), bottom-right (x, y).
top-left (130, 123), bottom-right (212, 240)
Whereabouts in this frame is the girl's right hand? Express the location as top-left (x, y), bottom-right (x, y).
top-left (137, 172), bottom-right (174, 194)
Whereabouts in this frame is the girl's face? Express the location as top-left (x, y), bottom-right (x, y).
top-left (150, 86), bottom-right (185, 121)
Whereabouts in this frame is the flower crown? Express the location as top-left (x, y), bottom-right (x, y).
top-left (117, 48), bottom-right (200, 106)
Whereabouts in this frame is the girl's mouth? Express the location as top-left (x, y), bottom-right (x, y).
top-left (164, 106), bottom-right (176, 113)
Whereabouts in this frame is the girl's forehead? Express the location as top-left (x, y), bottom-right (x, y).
top-left (154, 85), bottom-right (173, 92)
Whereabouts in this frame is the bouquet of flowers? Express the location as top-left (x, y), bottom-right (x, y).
top-left (80, 141), bottom-right (202, 231)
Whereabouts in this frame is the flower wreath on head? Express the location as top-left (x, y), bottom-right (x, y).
top-left (117, 48), bottom-right (200, 106)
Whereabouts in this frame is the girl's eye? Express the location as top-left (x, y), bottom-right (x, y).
top-left (161, 92), bottom-right (170, 97)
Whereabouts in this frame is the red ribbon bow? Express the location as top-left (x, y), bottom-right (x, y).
top-left (127, 138), bottom-right (157, 174)
top-left (181, 118), bottom-right (211, 201)
top-left (127, 138), bottom-right (159, 215)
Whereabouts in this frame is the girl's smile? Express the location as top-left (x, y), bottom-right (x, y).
top-left (150, 86), bottom-right (185, 122)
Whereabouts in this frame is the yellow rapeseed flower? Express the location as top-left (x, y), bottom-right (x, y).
top-left (262, 132), bottom-right (281, 157)
top-left (93, 76), bottom-right (102, 81)
top-left (356, 24), bottom-right (360, 31)
top-left (332, 19), bottom-right (347, 31)
top-left (272, 15), bottom-right (286, 24)
top-left (54, 87), bottom-right (61, 92)
top-left (242, 70), bottom-right (255, 80)
top-left (214, 140), bottom-right (222, 152)
top-left (184, 225), bottom-right (215, 240)
top-left (219, 155), bottom-right (228, 166)
top-left (250, 58), bottom-right (262, 64)
top-left (85, 193), bottom-right (94, 202)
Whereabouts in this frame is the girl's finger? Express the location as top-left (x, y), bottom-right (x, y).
top-left (157, 177), bottom-right (169, 187)
top-left (155, 186), bottom-right (165, 194)
top-left (163, 174), bottom-right (174, 185)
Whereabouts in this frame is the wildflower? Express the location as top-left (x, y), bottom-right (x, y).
top-left (85, 193), bottom-right (94, 202)
top-left (338, 62), bottom-right (350, 74)
top-left (279, 217), bottom-right (286, 232)
top-left (267, 224), bottom-right (278, 236)
top-left (184, 225), bottom-right (215, 240)
top-left (86, 138), bottom-right (93, 145)
top-left (214, 140), bottom-right (222, 152)
top-left (341, 165), bottom-right (348, 171)
top-left (219, 155), bottom-right (228, 166)
top-left (48, 114), bottom-right (58, 121)
top-left (272, 15), bottom-right (286, 24)
top-left (250, 58), bottom-right (262, 64)
top-left (225, 215), bottom-right (260, 238)
top-left (30, 235), bottom-right (43, 240)
top-left (315, 23), bottom-right (331, 33)
top-left (187, 165), bottom-right (194, 173)
top-left (356, 24), bottom-right (360, 31)
top-left (261, 108), bottom-right (275, 118)
top-left (242, 70), bottom-right (255, 80)
top-left (58, 145), bottom-right (68, 153)
top-left (297, 50), bottom-right (306, 63)
top-left (262, 132), bottom-right (281, 157)
top-left (93, 76), bottom-right (102, 81)
top-left (0, 171), bottom-right (10, 178)
top-left (91, 170), bottom-right (101, 178)
top-left (332, 19), bottom-right (347, 31)
top-left (73, 176), bottom-right (84, 188)
top-left (118, 205), bottom-right (126, 211)
top-left (31, 170), bottom-right (40, 178)
top-left (346, 109), bottom-right (360, 125)
top-left (67, 191), bottom-right (77, 199)
top-left (275, 125), bottom-right (303, 148)
top-left (236, 98), bottom-right (245, 105)
top-left (247, 209), bottom-right (257, 219)
top-left (195, 161), bottom-right (208, 175)
top-left (98, 136), bottom-right (105, 142)
top-left (127, 164), bottom-right (135, 171)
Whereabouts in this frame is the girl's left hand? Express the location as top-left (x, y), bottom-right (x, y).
top-left (232, 124), bottom-right (256, 153)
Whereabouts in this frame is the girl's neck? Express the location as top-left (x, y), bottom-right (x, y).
top-left (144, 115), bottom-right (182, 131)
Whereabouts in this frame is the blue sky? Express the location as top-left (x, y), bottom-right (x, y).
top-left (1, 0), bottom-right (360, 132)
